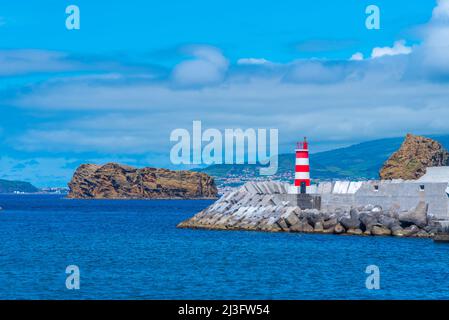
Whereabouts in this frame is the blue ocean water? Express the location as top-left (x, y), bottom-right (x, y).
top-left (1, 194), bottom-right (449, 300)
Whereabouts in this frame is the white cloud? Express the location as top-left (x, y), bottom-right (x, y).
top-left (346, 0), bottom-right (449, 78)
top-left (10, 69), bottom-right (449, 155)
top-left (16, 129), bottom-right (160, 154)
top-left (171, 45), bottom-right (229, 87)
top-left (6, 0), bottom-right (449, 162)
top-left (416, 0), bottom-right (449, 76)
top-left (371, 40), bottom-right (412, 59)
top-left (0, 49), bottom-right (158, 77)
top-left (0, 50), bottom-right (81, 76)
top-left (283, 61), bottom-right (348, 84)
top-left (433, 0), bottom-right (449, 19)
top-left (237, 58), bottom-right (270, 65)
top-left (349, 52), bottom-right (364, 61)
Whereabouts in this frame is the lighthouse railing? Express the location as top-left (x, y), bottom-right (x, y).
top-left (296, 141), bottom-right (308, 150)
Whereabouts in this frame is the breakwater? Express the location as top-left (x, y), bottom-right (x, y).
top-left (178, 181), bottom-right (445, 238)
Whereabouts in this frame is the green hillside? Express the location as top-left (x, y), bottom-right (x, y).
top-left (197, 135), bottom-right (449, 184)
top-left (0, 179), bottom-right (39, 193)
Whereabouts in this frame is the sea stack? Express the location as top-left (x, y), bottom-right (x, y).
top-left (380, 134), bottom-right (449, 180)
top-left (67, 163), bottom-right (218, 199)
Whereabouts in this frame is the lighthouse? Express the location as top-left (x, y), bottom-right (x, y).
top-left (293, 137), bottom-right (310, 194)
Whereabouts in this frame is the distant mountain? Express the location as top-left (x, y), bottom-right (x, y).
top-left (0, 179), bottom-right (39, 193)
top-left (196, 135), bottom-right (449, 185)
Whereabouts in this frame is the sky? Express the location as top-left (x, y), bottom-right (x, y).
top-left (0, 0), bottom-right (448, 187)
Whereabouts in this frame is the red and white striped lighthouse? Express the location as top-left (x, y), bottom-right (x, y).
top-left (294, 137), bottom-right (310, 192)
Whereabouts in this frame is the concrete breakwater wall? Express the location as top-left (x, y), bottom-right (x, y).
top-left (177, 181), bottom-right (446, 238)
top-left (317, 180), bottom-right (449, 219)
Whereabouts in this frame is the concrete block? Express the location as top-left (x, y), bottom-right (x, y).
top-left (347, 181), bottom-right (363, 194)
top-left (317, 182), bottom-right (333, 194)
top-left (333, 181), bottom-right (350, 194)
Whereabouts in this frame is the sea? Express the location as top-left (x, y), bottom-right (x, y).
top-left (1, 194), bottom-right (449, 300)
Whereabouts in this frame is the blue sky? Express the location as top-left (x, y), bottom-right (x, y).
top-left (0, 1), bottom-right (434, 60)
top-left (0, 0), bottom-right (448, 187)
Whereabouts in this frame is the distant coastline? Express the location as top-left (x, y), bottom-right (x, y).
top-left (0, 179), bottom-right (69, 195)
top-left (0, 178), bottom-right (39, 194)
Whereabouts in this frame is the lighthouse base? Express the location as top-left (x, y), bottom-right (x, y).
top-left (288, 185), bottom-right (318, 194)
top-left (279, 194), bottom-right (322, 210)
top-left (295, 194), bottom-right (321, 210)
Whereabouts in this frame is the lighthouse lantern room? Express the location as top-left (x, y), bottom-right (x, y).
top-left (290, 137), bottom-right (311, 194)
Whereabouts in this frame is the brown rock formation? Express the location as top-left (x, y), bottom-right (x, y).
top-left (379, 134), bottom-right (449, 180)
top-left (67, 163), bottom-right (218, 199)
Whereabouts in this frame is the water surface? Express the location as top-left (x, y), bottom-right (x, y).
top-left (0, 194), bottom-right (448, 299)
